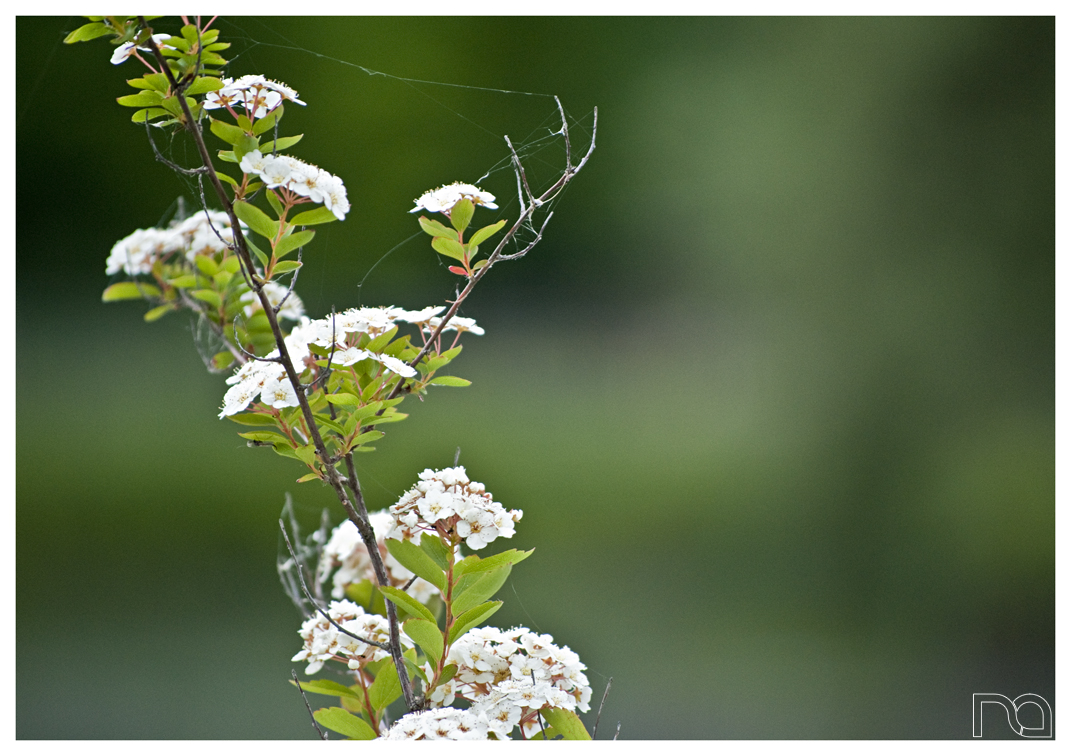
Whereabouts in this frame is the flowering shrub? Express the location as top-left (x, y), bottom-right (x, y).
top-left (69, 14), bottom-right (598, 740)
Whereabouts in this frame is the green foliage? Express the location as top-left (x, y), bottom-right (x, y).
top-left (313, 707), bottom-right (377, 740)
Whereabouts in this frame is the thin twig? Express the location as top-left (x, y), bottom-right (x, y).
top-left (292, 669), bottom-right (329, 740)
top-left (279, 519), bottom-right (389, 651)
top-left (592, 676), bottom-right (612, 739)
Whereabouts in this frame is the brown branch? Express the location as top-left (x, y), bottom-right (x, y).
top-left (137, 17), bottom-right (417, 711)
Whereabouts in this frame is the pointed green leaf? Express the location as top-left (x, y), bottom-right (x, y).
top-left (225, 412), bottom-right (278, 427)
top-left (448, 600), bottom-right (503, 645)
top-left (290, 206), bottom-right (339, 226)
top-left (313, 707), bottom-right (377, 740)
top-left (252, 107), bottom-right (283, 135)
top-left (185, 76), bottom-right (223, 95)
top-left (419, 533), bottom-right (452, 572)
top-left (190, 289), bottom-right (222, 309)
top-left (431, 236), bottom-right (466, 262)
top-left (385, 538), bottom-right (446, 592)
top-left (272, 260), bottom-right (302, 274)
top-left (292, 678), bottom-right (363, 703)
top-left (168, 274), bottom-right (197, 289)
top-left (365, 326), bottom-right (398, 354)
top-left (275, 229), bottom-right (314, 258)
top-left (117, 91), bottom-right (164, 108)
top-left (245, 237), bottom-right (270, 269)
top-left (450, 198), bottom-right (474, 233)
top-left (259, 134), bottom-right (304, 153)
top-left (64, 21), bottom-right (113, 44)
top-left (453, 548), bottom-right (534, 579)
top-left (233, 200), bottom-right (279, 242)
top-left (350, 430), bottom-right (384, 447)
top-left (427, 376), bottom-right (471, 387)
top-left (325, 393), bottom-right (360, 406)
top-left (403, 618), bottom-right (445, 667)
top-left (379, 585), bottom-right (436, 624)
top-left (367, 662), bottom-right (402, 712)
top-left (102, 281), bottom-right (161, 301)
top-left (451, 565), bottom-right (512, 617)
top-left (143, 304), bottom-right (173, 322)
top-left (238, 430), bottom-right (289, 444)
top-left (209, 117), bottom-right (247, 147)
top-left (542, 708), bottom-right (592, 740)
top-left (418, 216), bottom-right (458, 239)
top-left (468, 219), bottom-right (507, 247)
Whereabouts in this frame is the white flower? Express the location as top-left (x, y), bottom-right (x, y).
top-left (383, 708), bottom-right (491, 741)
top-left (410, 182), bottom-right (498, 215)
top-left (110, 33), bottom-right (172, 65)
top-left (426, 315), bottom-right (485, 336)
top-left (386, 467), bottom-right (521, 550)
top-left (240, 150), bottom-right (349, 221)
top-left (240, 281), bottom-right (305, 321)
top-left (105, 227), bottom-right (183, 276)
top-left (319, 513), bottom-right (447, 604)
top-left (396, 305), bottom-right (446, 325)
top-left (292, 600), bottom-right (407, 675)
top-left (445, 625), bottom-right (593, 725)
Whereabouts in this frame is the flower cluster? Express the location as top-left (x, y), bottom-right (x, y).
top-left (382, 707), bottom-right (492, 740)
top-left (292, 599), bottom-right (408, 675)
top-left (204, 74), bottom-right (305, 117)
top-left (106, 210), bottom-right (240, 276)
top-left (317, 512), bottom-right (446, 605)
top-left (386, 467), bottom-right (522, 550)
top-left (437, 626), bottom-right (592, 732)
top-left (240, 281), bottom-right (305, 322)
top-left (109, 33), bottom-right (172, 65)
top-left (410, 182), bottom-right (498, 215)
top-left (239, 150), bottom-right (350, 221)
top-left (219, 306), bottom-right (463, 417)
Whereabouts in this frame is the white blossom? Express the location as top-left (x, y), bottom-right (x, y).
top-left (239, 150), bottom-right (349, 220)
top-left (318, 513), bottom-right (446, 604)
top-left (382, 708), bottom-right (491, 740)
top-left (386, 467), bottom-right (522, 550)
top-left (444, 625), bottom-right (593, 729)
top-left (204, 75), bottom-right (305, 114)
top-left (109, 33), bottom-right (172, 65)
top-left (291, 600), bottom-right (407, 675)
top-left (240, 281), bottom-right (305, 321)
top-left (426, 315), bottom-right (485, 336)
top-left (410, 182), bottom-right (498, 215)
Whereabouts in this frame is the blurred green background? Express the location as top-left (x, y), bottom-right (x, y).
top-left (17, 16), bottom-right (1053, 739)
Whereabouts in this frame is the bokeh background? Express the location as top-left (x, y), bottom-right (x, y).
top-left (16, 16), bottom-right (1053, 739)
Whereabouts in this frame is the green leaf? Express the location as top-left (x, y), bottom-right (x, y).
top-left (245, 237), bottom-right (270, 269)
top-left (427, 376), bottom-right (471, 387)
top-left (272, 260), bottom-right (303, 275)
top-left (117, 91), bottom-right (164, 108)
top-left (403, 618), bottom-right (445, 667)
top-left (185, 76), bottom-right (223, 95)
top-left (453, 548), bottom-right (534, 579)
top-left (418, 216), bottom-right (458, 240)
top-left (542, 708), bottom-right (592, 740)
top-left (296, 472), bottom-right (322, 483)
top-left (233, 200), bottom-right (279, 242)
top-left (313, 707), bottom-right (377, 740)
top-left (420, 533), bottom-right (452, 572)
top-left (190, 289), bottom-right (222, 309)
top-left (210, 117), bottom-right (248, 147)
top-left (63, 21), bottom-right (113, 44)
top-left (312, 413), bottom-right (346, 436)
top-left (259, 134), bottom-right (304, 153)
top-left (211, 352), bottom-right (235, 371)
top-left (102, 281), bottom-right (161, 302)
top-left (367, 662), bottom-right (402, 712)
top-left (252, 107), bottom-right (282, 135)
top-left (290, 206), bottom-right (339, 226)
top-left (385, 539), bottom-right (446, 592)
top-left (365, 326), bottom-right (398, 354)
top-left (168, 274), bottom-right (197, 289)
top-left (294, 443), bottom-right (318, 466)
top-left (450, 198), bottom-right (474, 233)
top-left (275, 229), bottom-right (315, 258)
top-left (379, 585), bottom-right (436, 624)
top-left (325, 393), bottom-right (360, 406)
top-left (143, 304), bottom-right (173, 322)
top-left (233, 134), bottom-right (260, 162)
top-left (451, 565), bottom-right (511, 617)
top-left (448, 600), bottom-right (502, 645)
top-left (130, 107), bottom-right (169, 124)
top-left (437, 663), bottom-right (458, 687)
top-left (238, 430), bottom-right (289, 444)
top-left (468, 219), bottom-right (507, 247)
top-left (292, 678), bottom-right (363, 703)
top-left (431, 236), bottom-right (466, 262)
top-left (350, 430), bottom-right (384, 447)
